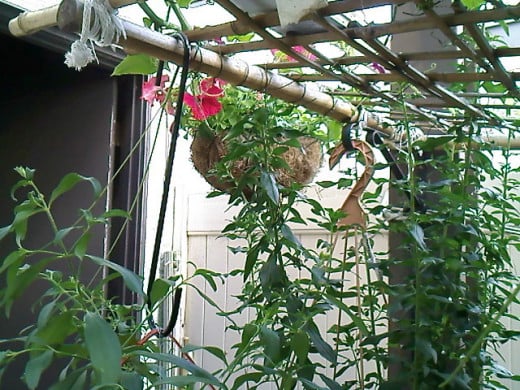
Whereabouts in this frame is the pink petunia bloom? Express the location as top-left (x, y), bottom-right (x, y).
top-left (271, 45), bottom-right (317, 62)
top-left (183, 77), bottom-right (226, 120)
top-left (293, 45), bottom-right (318, 61)
top-left (213, 37), bottom-right (225, 45)
top-left (199, 77), bottom-right (226, 97)
top-left (183, 92), bottom-right (223, 121)
top-left (141, 75), bottom-right (170, 105)
top-left (370, 62), bottom-right (387, 74)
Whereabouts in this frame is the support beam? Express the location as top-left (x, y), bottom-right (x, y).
top-left (8, 0), bottom-right (137, 37)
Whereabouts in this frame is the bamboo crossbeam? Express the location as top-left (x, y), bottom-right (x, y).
top-left (310, 13), bottom-right (492, 121)
top-left (289, 72), bottom-right (520, 83)
top-left (417, 4), bottom-right (491, 72)
top-left (8, 0), bottom-right (138, 37)
top-left (121, 22), bottom-right (366, 122)
top-left (342, 5), bottom-right (520, 40)
top-left (186, 0), bottom-right (407, 42)
top-left (461, 18), bottom-right (520, 99)
top-left (212, 0), bottom-right (442, 125)
top-left (260, 47), bottom-right (520, 69)
top-left (197, 6), bottom-right (520, 56)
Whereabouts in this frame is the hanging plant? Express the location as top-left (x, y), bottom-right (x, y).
top-left (182, 78), bottom-right (326, 194)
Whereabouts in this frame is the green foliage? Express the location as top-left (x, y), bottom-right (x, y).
top-left (460, 0), bottom-right (485, 10)
top-left (182, 82), bottom-right (340, 144)
top-left (0, 168), bottom-right (218, 389)
top-left (112, 54), bottom-right (158, 76)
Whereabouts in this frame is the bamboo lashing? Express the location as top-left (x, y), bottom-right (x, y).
top-left (8, 0), bottom-right (138, 37)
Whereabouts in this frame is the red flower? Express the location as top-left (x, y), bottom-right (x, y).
top-left (141, 75), bottom-right (170, 105)
top-left (183, 77), bottom-right (226, 120)
top-left (183, 93), bottom-right (222, 120)
top-left (200, 77), bottom-right (225, 97)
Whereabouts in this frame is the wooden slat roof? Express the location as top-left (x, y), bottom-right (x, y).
top-left (184, 0), bottom-right (520, 132)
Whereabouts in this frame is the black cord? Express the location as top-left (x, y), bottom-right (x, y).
top-left (146, 32), bottom-right (191, 337)
top-left (367, 131), bottom-right (426, 213)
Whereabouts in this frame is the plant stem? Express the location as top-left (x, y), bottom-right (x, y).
top-left (440, 281), bottom-right (520, 388)
top-left (170, 2), bottom-right (192, 31)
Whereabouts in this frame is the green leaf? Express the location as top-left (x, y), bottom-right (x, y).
top-left (10, 179), bottom-right (32, 201)
top-left (182, 344), bottom-right (227, 364)
top-left (134, 351), bottom-right (221, 386)
top-left (84, 311), bottom-right (122, 385)
top-left (291, 331), bottom-right (310, 363)
top-left (416, 339), bottom-right (438, 363)
top-left (37, 300), bottom-right (56, 329)
top-left (30, 311), bottom-right (74, 346)
top-left (324, 293), bottom-right (369, 335)
top-left (259, 257), bottom-right (285, 291)
top-left (260, 326), bottom-right (281, 364)
top-left (232, 372), bottom-right (264, 390)
top-left (177, 0), bottom-right (193, 8)
top-left (2, 257), bottom-right (56, 316)
top-left (304, 320), bottom-right (337, 364)
top-left (227, 32), bottom-right (255, 42)
top-left (12, 202), bottom-right (43, 245)
top-left (112, 54), bottom-right (158, 76)
top-left (460, 0), bottom-right (484, 9)
top-left (318, 374), bottom-right (343, 390)
top-left (24, 350), bottom-right (54, 390)
top-left (0, 249), bottom-right (26, 274)
top-left (193, 268), bottom-right (220, 291)
top-left (238, 323), bottom-right (258, 355)
top-left (281, 223), bottom-right (302, 248)
top-left (120, 372), bottom-right (143, 390)
top-left (299, 378), bottom-right (328, 390)
top-left (86, 255), bottom-right (144, 297)
top-left (14, 166), bottom-right (35, 180)
top-left (150, 278), bottom-right (171, 308)
top-left (101, 209), bottom-right (132, 219)
top-left (260, 171), bottom-right (279, 204)
top-left (53, 227), bottom-right (78, 244)
top-left (414, 135), bottom-right (455, 151)
top-left (73, 233), bottom-right (91, 259)
top-left (151, 375), bottom-right (216, 387)
top-left (0, 225), bottom-right (11, 241)
top-left (408, 223), bottom-right (428, 251)
top-left (49, 173), bottom-right (102, 206)
top-left (243, 243), bottom-right (260, 281)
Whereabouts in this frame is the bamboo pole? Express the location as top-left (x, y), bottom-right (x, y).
top-left (8, 0), bottom-right (139, 37)
top-left (121, 21), bottom-right (367, 125)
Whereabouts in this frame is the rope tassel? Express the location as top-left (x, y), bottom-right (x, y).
top-left (64, 0), bottom-right (126, 70)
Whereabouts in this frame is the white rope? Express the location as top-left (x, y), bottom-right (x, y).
top-left (65, 0), bottom-right (126, 71)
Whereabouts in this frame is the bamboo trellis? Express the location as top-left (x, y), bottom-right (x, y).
top-left (7, 0), bottom-right (520, 147)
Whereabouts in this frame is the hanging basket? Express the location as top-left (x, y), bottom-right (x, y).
top-left (190, 131), bottom-right (322, 193)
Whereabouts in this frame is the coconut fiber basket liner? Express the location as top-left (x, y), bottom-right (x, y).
top-left (191, 132), bottom-right (322, 193)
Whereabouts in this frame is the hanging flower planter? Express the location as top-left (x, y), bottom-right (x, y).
top-left (181, 78), bottom-right (324, 193)
top-left (190, 131), bottom-right (322, 193)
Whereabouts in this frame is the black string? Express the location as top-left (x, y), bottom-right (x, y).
top-left (146, 32), bottom-right (191, 337)
top-left (367, 131), bottom-right (426, 213)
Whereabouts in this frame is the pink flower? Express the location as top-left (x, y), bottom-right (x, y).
top-left (183, 93), bottom-right (222, 120)
top-left (183, 78), bottom-right (226, 120)
top-left (141, 75), bottom-right (170, 105)
top-left (293, 45), bottom-right (318, 61)
top-left (271, 45), bottom-right (317, 62)
top-left (199, 77), bottom-right (225, 97)
top-left (370, 62), bottom-right (387, 74)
